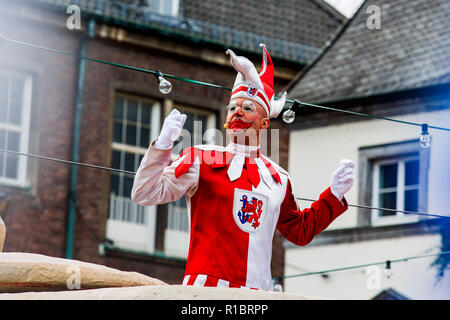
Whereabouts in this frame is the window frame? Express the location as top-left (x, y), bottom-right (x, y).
top-left (358, 139), bottom-right (430, 228)
top-left (0, 69), bottom-right (32, 188)
top-left (371, 155), bottom-right (421, 226)
top-left (106, 93), bottom-right (161, 254)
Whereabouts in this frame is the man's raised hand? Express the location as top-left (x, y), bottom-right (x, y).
top-left (154, 109), bottom-right (187, 149)
top-left (330, 159), bottom-right (355, 201)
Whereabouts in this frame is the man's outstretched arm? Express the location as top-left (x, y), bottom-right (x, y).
top-left (277, 160), bottom-right (355, 246)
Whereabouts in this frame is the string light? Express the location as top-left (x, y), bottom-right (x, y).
top-left (282, 99), bottom-right (301, 124)
top-left (384, 260), bottom-right (393, 279)
top-left (156, 70), bottom-right (172, 94)
top-left (279, 250), bottom-right (450, 280)
top-left (1, 34), bottom-right (450, 133)
top-left (420, 123), bottom-right (431, 148)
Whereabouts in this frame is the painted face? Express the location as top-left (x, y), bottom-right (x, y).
top-left (225, 98), bottom-right (269, 145)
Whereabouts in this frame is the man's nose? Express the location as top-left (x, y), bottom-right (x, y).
top-left (233, 106), bottom-right (245, 116)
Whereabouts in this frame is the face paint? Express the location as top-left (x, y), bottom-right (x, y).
top-left (226, 119), bottom-right (254, 131)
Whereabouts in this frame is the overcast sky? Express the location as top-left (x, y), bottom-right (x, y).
top-left (324, 0), bottom-right (365, 18)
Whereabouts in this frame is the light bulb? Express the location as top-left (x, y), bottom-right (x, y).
top-left (420, 124), bottom-right (431, 148)
top-left (384, 260), bottom-right (393, 280)
top-left (158, 75), bottom-right (172, 94)
top-left (272, 278), bottom-right (283, 292)
top-left (273, 283), bottom-right (283, 292)
top-left (282, 109), bottom-right (296, 124)
top-left (282, 99), bottom-right (301, 124)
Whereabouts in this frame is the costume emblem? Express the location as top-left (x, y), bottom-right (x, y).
top-left (233, 189), bottom-right (268, 233)
top-left (247, 86), bottom-right (258, 97)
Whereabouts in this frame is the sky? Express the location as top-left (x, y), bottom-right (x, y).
top-left (324, 0), bottom-right (365, 18)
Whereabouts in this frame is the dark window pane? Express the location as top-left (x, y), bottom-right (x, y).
top-left (127, 100), bottom-right (138, 122)
top-left (380, 163), bottom-right (397, 188)
top-left (124, 152), bottom-right (135, 172)
top-left (111, 150), bottom-right (121, 169)
top-left (125, 125), bottom-right (137, 146)
top-left (5, 154), bottom-right (18, 179)
top-left (110, 174), bottom-right (120, 195)
top-left (7, 131), bottom-right (20, 152)
top-left (378, 192), bottom-right (397, 216)
top-left (114, 98), bottom-right (124, 120)
top-left (123, 176), bottom-right (134, 197)
top-left (404, 189), bottom-right (418, 212)
top-left (179, 195), bottom-right (187, 208)
top-left (140, 127), bottom-right (150, 148)
top-left (405, 159), bottom-right (419, 186)
top-left (9, 76), bottom-right (24, 125)
top-left (141, 103), bottom-right (151, 124)
top-left (197, 115), bottom-right (208, 135)
top-left (184, 112), bottom-right (194, 133)
top-left (113, 122), bottom-right (123, 143)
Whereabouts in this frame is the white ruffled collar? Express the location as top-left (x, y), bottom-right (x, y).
top-left (225, 142), bottom-right (260, 158)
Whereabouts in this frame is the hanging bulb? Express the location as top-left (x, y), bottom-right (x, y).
top-left (272, 278), bottom-right (283, 292)
top-left (384, 260), bottom-right (393, 280)
top-left (156, 70), bottom-right (172, 94)
top-left (419, 124), bottom-right (431, 148)
top-left (282, 99), bottom-right (301, 124)
top-left (282, 109), bottom-right (296, 124)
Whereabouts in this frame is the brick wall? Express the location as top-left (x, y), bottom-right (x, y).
top-left (0, 2), bottom-right (293, 286)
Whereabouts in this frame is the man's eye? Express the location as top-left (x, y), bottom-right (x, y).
top-left (242, 101), bottom-right (255, 111)
top-left (228, 105), bottom-right (236, 111)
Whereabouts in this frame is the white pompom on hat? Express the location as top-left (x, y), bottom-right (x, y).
top-left (226, 44), bottom-right (287, 118)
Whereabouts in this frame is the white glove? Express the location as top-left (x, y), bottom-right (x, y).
top-left (330, 159), bottom-right (355, 201)
top-left (154, 109), bottom-right (187, 150)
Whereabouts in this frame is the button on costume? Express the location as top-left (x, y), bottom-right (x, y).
top-left (132, 45), bottom-right (354, 291)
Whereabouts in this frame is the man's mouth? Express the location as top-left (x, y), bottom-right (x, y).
top-left (227, 119), bottom-right (254, 130)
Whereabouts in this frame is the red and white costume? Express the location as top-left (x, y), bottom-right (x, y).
top-left (132, 44), bottom-right (349, 290)
top-left (132, 142), bottom-right (348, 290)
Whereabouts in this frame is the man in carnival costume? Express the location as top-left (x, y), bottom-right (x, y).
top-left (132, 44), bottom-right (355, 290)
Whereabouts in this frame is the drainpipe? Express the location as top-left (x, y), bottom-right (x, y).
top-left (65, 19), bottom-right (95, 259)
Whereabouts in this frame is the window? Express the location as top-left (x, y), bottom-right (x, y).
top-left (106, 94), bottom-right (161, 253)
top-left (0, 70), bottom-right (32, 187)
top-left (165, 105), bottom-right (216, 257)
top-left (146, 0), bottom-right (179, 17)
top-left (371, 156), bottom-right (420, 226)
top-left (358, 140), bottom-right (429, 227)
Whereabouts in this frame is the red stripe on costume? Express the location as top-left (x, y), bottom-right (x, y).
top-left (203, 276), bottom-right (219, 287)
top-left (245, 157), bottom-right (261, 188)
top-left (260, 156), bottom-right (282, 185)
top-left (256, 91), bottom-right (270, 115)
top-left (186, 274), bottom-right (198, 285)
top-left (231, 86), bottom-right (270, 114)
top-left (175, 147), bottom-right (199, 178)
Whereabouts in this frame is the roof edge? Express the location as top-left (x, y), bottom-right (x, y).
top-left (282, 0), bottom-right (368, 95)
top-left (311, 0), bottom-right (348, 23)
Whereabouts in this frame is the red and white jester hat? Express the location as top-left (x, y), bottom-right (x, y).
top-left (226, 44), bottom-right (287, 118)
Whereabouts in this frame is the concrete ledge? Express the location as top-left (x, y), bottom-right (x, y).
top-left (0, 284), bottom-right (319, 300)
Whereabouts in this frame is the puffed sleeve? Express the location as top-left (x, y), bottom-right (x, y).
top-left (131, 141), bottom-right (200, 206)
top-left (276, 179), bottom-right (348, 246)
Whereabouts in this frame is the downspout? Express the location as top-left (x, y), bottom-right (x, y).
top-left (66, 19), bottom-right (95, 259)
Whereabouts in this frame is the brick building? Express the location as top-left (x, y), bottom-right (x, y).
top-left (0, 0), bottom-right (344, 285)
